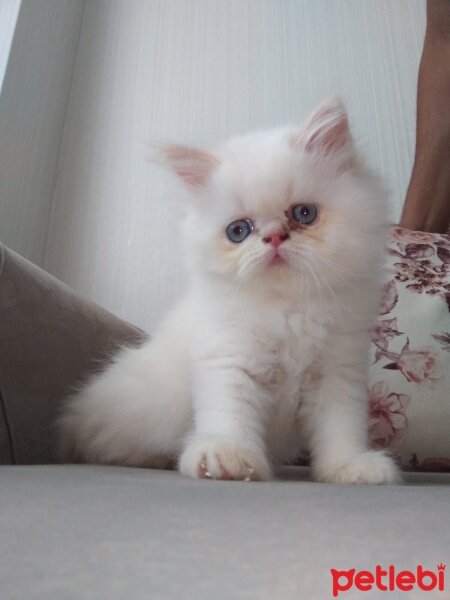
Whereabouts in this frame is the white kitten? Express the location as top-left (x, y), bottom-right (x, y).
top-left (60, 97), bottom-right (399, 484)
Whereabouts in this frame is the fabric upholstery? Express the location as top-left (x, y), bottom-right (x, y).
top-left (0, 390), bottom-right (13, 464)
top-left (1, 465), bottom-right (449, 600)
top-left (0, 243), bottom-right (147, 465)
top-left (369, 228), bottom-right (450, 471)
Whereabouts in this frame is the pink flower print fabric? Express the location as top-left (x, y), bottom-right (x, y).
top-left (368, 228), bottom-right (450, 471)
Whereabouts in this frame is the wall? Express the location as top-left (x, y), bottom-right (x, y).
top-left (40, 0), bottom-right (425, 332)
top-left (0, 0), bottom-right (85, 264)
top-left (0, 0), bottom-right (21, 90)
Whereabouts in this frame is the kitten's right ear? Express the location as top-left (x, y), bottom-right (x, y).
top-left (160, 144), bottom-right (219, 188)
top-left (293, 97), bottom-right (351, 158)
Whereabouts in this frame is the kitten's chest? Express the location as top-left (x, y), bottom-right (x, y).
top-left (253, 308), bottom-right (329, 384)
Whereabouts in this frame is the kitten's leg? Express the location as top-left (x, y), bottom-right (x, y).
top-left (179, 361), bottom-right (272, 481)
top-left (307, 335), bottom-right (400, 485)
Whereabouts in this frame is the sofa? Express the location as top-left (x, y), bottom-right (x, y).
top-left (1, 242), bottom-right (449, 600)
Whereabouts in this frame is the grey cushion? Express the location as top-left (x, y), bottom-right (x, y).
top-left (1, 465), bottom-right (449, 600)
top-left (0, 243), bottom-right (146, 464)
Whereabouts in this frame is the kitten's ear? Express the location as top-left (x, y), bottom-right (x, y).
top-left (295, 97), bottom-right (351, 157)
top-left (160, 144), bottom-right (219, 188)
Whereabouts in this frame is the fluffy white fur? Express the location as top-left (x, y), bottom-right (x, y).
top-left (60, 98), bottom-right (399, 484)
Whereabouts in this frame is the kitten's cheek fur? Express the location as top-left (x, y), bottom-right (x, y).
top-left (178, 436), bottom-right (273, 481)
top-left (312, 450), bottom-right (401, 485)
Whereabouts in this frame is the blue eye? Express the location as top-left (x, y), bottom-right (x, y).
top-left (291, 203), bottom-right (318, 225)
top-left (226, 219), bottom-right (253, 243)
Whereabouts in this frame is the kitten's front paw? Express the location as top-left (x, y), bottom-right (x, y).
top-left (314, 450), bottom-right (400, 485)
top-left (179, 436), bottom-right (272, 481)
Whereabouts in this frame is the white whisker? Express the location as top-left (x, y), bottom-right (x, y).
top-left (309, 252), bottom-right (376, 301)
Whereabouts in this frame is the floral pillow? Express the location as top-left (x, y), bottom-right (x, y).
top-left (369, 227), bottom-right (450, 472)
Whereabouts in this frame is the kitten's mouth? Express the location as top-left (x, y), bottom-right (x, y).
top-left (267, 251), bottom-right (287, 267)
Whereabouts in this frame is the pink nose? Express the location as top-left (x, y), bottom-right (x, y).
top-left (262, 230), bottom-right (289, 248)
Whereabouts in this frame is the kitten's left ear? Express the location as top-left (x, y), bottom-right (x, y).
top-left (295, 97), bottom-right (352, 157)
top-left (160, 144), bottom-right (219, 188)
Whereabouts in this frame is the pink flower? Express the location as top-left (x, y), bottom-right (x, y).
top-left (437, 245), bottom-right (450, 265)
top-left (404, 243), bottom-right (435, 259)
top-left (379, 279), bottom-right (398, 315)
top-left (369, 382), bottom-right (410, 449)
top-left (372, 318), bottom-right (402, 351)
top-left (392, 228), bottom-right (436, 244)
top-left (397, 343), bottom-right (440, 384)
top-left (435, 234), bottom-right (450, 251)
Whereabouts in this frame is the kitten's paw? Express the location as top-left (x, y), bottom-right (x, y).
top-left (314, 450), bottom-right (401, 485)
top-left (179, 436), bottom-right (272, 481)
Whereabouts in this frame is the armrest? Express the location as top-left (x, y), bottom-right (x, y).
top-left (0, 243), bottom-right (147, 465)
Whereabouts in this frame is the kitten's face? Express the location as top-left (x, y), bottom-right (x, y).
top-left (163, 98), bottom-right (387, 294)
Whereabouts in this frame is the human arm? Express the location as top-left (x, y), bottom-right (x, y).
top-left (400, 0), bottom-right (450, 233)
